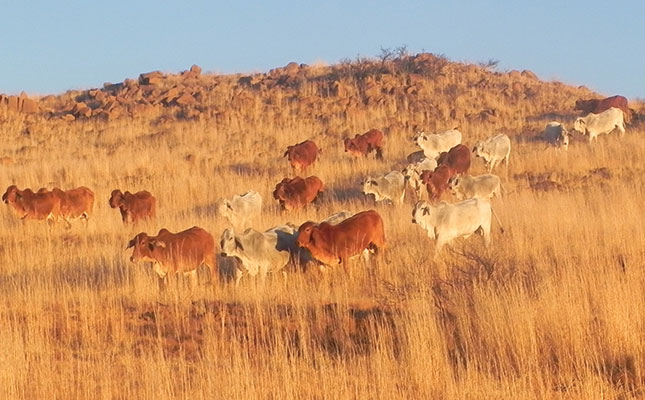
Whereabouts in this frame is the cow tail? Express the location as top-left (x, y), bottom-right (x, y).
top-left (491, 206), bottom-right (505, 234)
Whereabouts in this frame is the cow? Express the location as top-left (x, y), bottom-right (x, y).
top-left (402, 157), bottom-right (438, 200)
top-left (283, 139), bottom-right (321, 171)
top-left (50, 187), bottom-right (94, 228)
top-left (362, 171), bottom-right (406, 205)
top-left (109, 189), bottom-right (156, 224)
top-left (449, 174), bottom-right (502, 200)
top-left (420, 165), bottom-right (453, 201)
top-left (344, 129), bottom-right (384, 159)
top-left (575, 95), bottom-right (630, 122)
top-left (573, 107), bottom-right (625, 143)
top-left (2, 185), bottom-right (61, 225)
top-left (472, 134), bottom-right (511, 172)
top-left (273, 176), bottom-right (324, 210)
top-left (406, 150), bottom-right (427, 164)
top-left (541, 122), bottom-right (570, 150)
top-left (127, 226), bottom-right (216, 290)
top-left (413, 128), bottom-right (462, 160)
top-left (296, 210), bottom-right (385, 272)
top-left (412, 199), bottom-right (492, 256)
top-left (220, 225), bottom-right (297, 285)
top-left (437, 144), bottom-right (471, 176)
top-left (215, 191), bottom-right (262, 228)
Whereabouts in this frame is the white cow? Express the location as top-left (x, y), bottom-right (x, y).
top-left (573, 107), bottom-right (625, 143)
top-left (215, 191), bottom-right (262, 228)
top-left (220, 224), bottom-right (296, 285)
top-left (414, 128), bottom-right (462, 160)
top-left (402, 157), bottom-right (438, 199)
top-left (542, 122), bottom-right (570, 150)
top-left (472, 134), bottom-right (511, 172)
top-left (449, 174), bottom-right (502, 200)
top-left (412, 199), bottom-right (492, 255)
top-left (362, 171), bottom-right (406, 204)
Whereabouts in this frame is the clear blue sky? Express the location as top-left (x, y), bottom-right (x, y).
top-left (1, 1), bottom-right (643, 98)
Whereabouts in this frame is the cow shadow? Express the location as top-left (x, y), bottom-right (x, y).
top-left (526, 112), bottom-right (577, 123)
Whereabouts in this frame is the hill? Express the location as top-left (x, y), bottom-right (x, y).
top-left (0, 53), bottom-right (644, 399)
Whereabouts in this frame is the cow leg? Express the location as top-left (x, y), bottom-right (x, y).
top-left (188, 270), bottom-right (199, 289)
top-left (234, 268), bottom-right (243, 287)
top-left (617, 123), bottom-right (626, 136)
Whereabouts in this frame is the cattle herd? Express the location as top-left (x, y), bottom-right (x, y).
top-left (1, 96), bottom-right (631, 290)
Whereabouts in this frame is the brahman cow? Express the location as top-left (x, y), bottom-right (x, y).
top-left (541, 122), bottom-right (570, 150)
top-left (472, 134), bottom-right (511, 172)
top-left (55, 187), bottom-right (94, 227)
top-left (575, 95), bottom-right (630, 122)
top-left (413, 128), bottom-right (462, 160)
top-left (402, 157), bottom-right (438, 200)
top-left (215, 191), bottom-right (262, 228)
top-left (362, 171), bottom-right (406, 205)
top-left (437, 144), bottom-right (471, 176)
top-left (344, 129), bottom-right (384, 159)
top-left (2, 185), bottom-right (61, 225)
top-left (412, 199), bottom-right (492, 255)
top-left (573, 107), bottom-right (625, 143)
top-left (420, 165), bottom-right (453, 202)
top-left (220, 224), bottom-right (297, 285)
top-left (449, 174), bottom-right (502, 200)
top-left (296, 210), bottom-right (385, 271)
top-left (273, 176), bottom-right (324, 210)
top-left (109, 189), bottom-right (156, 224)
top-left (284, 139), bottom-right (320, 171)
top-left (127, 226), bottom-right (216, 289)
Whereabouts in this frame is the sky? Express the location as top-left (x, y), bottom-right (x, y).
top-left (1, 1), bottom-right (643, 98)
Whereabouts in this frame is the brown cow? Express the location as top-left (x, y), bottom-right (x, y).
top-left (437, 144), bottom-right (471, 176)
top-left (283, 140), bottom-right (320, 170)
top-left (296, 210), bottom-right (385, 270)
top-left (2, 185), bottom-right (61, 224)
top-left (344, 129), bottom-right (384, 159)
top-left (273, 176), bottom-right (324, 210)
top-left (109, 189), bottom-right (156, 224)
top-left (575, 95), bottom-right (630, 122)
top-left (50, 186), bottom-right (94, 227)
top-left (127, 226), bottom-right (217, 289)
top-left (420, 165), bottom-right (453, 201)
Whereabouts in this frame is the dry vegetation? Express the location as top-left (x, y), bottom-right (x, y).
top-left (1, 52), bottom-right (645, 399)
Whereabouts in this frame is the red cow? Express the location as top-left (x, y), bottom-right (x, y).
top-left (344, 129), bottom-right (384, 159)
top-left (296, 210), bottom-right (385, 269)
top-left (283, 140), bottom-right (320, 170)
top-left (436, 144), bottom-right (471, 176)
top-left (420, 165), bottom-right (453, 201)
top-left (273, 176), bottom-right (324, 210)
top-left (575, 95), bottom-right (630, 122)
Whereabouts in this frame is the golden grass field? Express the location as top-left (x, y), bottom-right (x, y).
top-left (1, 56), bottom-right (644, 399)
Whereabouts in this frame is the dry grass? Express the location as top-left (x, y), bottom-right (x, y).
top-left (1, 58), bottom-right (644, 399)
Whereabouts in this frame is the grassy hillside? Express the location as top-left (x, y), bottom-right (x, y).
top-left (0, 52), bottom-right (643, 399)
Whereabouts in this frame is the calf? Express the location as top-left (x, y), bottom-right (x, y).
top-left (109, 189), bottom-right (156, 224)
top-left (344, 129), bottom-right (384, 159)
top-left (420, 165), bottom-right (453, 201)
top-left (437, 144), bottom-right (471, 176)
top-left (284, 140), bottom-right (320, 170)
top-left (273, 176), bottom-right (324, 210)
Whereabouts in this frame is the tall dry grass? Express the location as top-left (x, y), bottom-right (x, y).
top-left (0, 63), bottom-right (644, 399)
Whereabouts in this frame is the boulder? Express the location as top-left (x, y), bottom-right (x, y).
top-left (139, 71), bottom-right (164, 86)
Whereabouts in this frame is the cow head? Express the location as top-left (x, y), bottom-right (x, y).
top-left (362, 176), bottom-right (377, 192)
top-left (109, 189), bottom-right (124, 208)
top-left (283, 146), bottom-right (293, 159)
top-left (127, 232), bottom-right (165, 263)
top-left (472, 142), bottom-right (483, 157)
top-left (215, 198), bottom-right (233, 218)
top-left (220, 228), bottom-right (243, 257)
top-left (295, 222), bottom-right (318, 249)
top-left (559, 128), bottom-right (570, 149)
top-left (412, 201), bottom-right (435, 238)
top-left (573, 118), bottom-right (586, 134)
top-left (2, 185), bottom-right (19, 204)
top-left (413, 131), bottom-right (427, 146)
top-left (344, 138), bottom-right (361, 156)
top-left (448, 176), bottom-right (460, 190)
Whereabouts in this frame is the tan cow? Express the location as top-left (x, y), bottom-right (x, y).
top-left (109, 189), bottom-right (156, 224)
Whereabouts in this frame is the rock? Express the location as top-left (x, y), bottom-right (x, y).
top-left (139, 71), bottom-right (163, 86)
top-left (21, 98), bottom-right (39, 114)
top-left (521, 70), bottom-right (538, 80)
top-left (174, 93), bottom-right (196, 106)
top-left (62, 113), bottom-right (76, 122)
top-left (190, 64), bottom-right (201, 76)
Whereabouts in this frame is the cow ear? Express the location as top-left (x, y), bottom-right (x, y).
top-left (371, 181), bottom-right (378, 186)
top-left (234, 238), bottom-right (244, 251)
top-left (423, 207), bottom-right (430, 216)
top-left (226, 203), bottom-right (233, 210)
top-left (283, 149), bottom-right (289, 157)
top-left (126, 239), bottom-right (136, 249)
